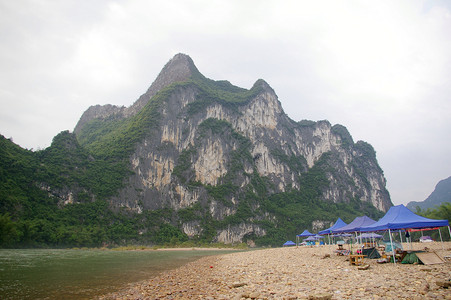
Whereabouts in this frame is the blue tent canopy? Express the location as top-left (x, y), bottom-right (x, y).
top-left (297, 229), bottom-right (315, 237)
top-left (361, 204), bottom-right (449, 232)
top-left (283, 240), bottom-right (296, 246)
top-left (333, 216), bottom-right (376, 233)
top-left (318, 218), bottom-right (347, 235)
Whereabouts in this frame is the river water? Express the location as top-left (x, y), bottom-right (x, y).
top-left (0, 248), bottom-right (236, 299)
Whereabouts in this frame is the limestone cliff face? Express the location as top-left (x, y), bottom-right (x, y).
top-left (74, 54), bottom-right (392, 244)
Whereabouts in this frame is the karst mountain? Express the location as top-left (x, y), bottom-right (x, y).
top-left (0, 53), bottom-right (392, 247)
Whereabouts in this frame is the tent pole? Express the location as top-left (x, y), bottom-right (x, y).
top-left (389, 229), bottom-right (396, 264)
top-left (438, 228), bottom-right (444, 251)
top-left (410, 232), bottom-right (412, 250)
top-left (410, 235), bottom-right (412, 250)
top-left (398, 230), bottom-right (403, 251)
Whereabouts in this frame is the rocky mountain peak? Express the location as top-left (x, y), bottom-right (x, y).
top-left (74, 54), bottom-right (199, 134)
top-left (252, 78), bottom-right (275, 94)
top-left (146, 53), bottom-right (198, 94)
top-left (126, 53), bottom-right (199, 116)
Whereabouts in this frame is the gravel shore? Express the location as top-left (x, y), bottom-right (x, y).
top-left (98, 242), bottom-right (451, 299)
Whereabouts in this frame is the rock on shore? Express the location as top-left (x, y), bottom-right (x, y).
top-left (98, 242), bottom-right (451, 299)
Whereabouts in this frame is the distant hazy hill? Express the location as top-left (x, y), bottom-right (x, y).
top-left (407, 176), bottom-right (451, 211)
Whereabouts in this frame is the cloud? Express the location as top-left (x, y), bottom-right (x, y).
top-left (0, 0), bottom-right (450, 205)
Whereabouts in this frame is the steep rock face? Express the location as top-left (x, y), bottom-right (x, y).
top-left (74, 53), bottom-right (392, 243)
top-left (215, 223), bottom-right (266, 244)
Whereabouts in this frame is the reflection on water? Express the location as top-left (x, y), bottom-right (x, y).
top-left (0, 249), bottom-right (234, 299)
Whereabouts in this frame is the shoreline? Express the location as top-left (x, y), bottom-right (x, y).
top-left (98, 242), bottom-right (451, 299)
top-left (106, 245), bottom-right (248, 252)
top-left (154, 247), bottom-right (245, 251)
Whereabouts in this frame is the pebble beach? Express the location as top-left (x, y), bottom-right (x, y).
top-left (98, 242), bottom-right (451, 299)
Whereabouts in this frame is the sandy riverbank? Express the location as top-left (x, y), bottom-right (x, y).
top-left (98, 242), bottom-right (451, 299)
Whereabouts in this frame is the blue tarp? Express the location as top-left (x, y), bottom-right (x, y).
top-left (384, 241), bottom-right (403, 252)
top-left (283, 240), bottom-right (296, 246)
top-left (356, 233), bottom-right (383, 239)
top-left (318, 218), bottom-right (347, 235)
top-left (334, 233), bottom-right (352, 237)
top-left (297, 229), bottom-right (315, 237)
top-left (361, 204), bottom-right (449, 232)
top-left (332, 216), bottom-right (376, 233)
top-left (304, 235), bottom-right (324, 242)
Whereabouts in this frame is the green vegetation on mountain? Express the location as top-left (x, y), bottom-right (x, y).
top-left (417, 202), bottom-right (451, 221)
top-left (331, 124), bottom-right (353, 147)
top-left (186, 77), bottom-right (265, 116)
top-left (413, 202), bottom-right (451, 241)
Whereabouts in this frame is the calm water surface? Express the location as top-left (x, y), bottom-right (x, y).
top-left (0, 249), bottom-right (236, 299)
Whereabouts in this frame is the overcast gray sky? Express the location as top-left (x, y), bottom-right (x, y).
top-left (1, 0), bottom-right (450, 206)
